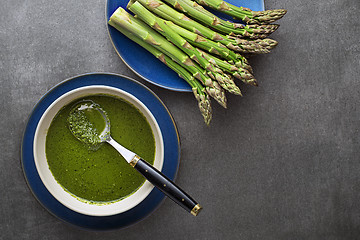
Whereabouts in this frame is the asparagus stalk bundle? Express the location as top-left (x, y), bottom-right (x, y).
top-left (129, 0), bottom-right (276, 54)
top-left (164, 20), bottom-right (253, 73)
top-left (110, 7), bottom-right (227, 109)
top-left (161, 0), bottom-right (279, 39)
top-left (195, 0), bottom-right (287, 25)
top-left (111, 25), bottom-right (213, 124)
top-left (108, 0), bottom-right (286, 124)
top-left (196, 49), bottom-right (257, 86)
top-left (129, 1), bottom-right (242, 96)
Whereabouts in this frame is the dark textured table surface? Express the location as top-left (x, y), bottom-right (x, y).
top-left (1, 0), bottom-right (360, 239)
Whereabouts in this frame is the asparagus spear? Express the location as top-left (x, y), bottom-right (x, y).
top-left (163, 57), bottom-right (213, 125)
top-left (164, 20), bottom-right (235, 60)
top-left (195, 0), bottom-right (287, 25)
top-left (162, 0), bottom-right (279, 39)
top-left (129, 1), bottom-right (242, 96)
top-left (233, 53), bottom-right (253, 74)
top-left (229, 36), bottom-right (278, 51)
top-left (164, 20), bottom-right (253, 72)
top-left (197, 49), bottom-right (257, 86)
top-left (190, 40), bottom-right (253, 73)
top-left (109, 7), bottom-right (227, 108)
top-left (109, 22), bottom-right (212, 124)
top-left (129, 0), bottom-right (273, 54)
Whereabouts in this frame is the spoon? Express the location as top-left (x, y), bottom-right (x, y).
top-left (68, 100), bottom-right (202, 216)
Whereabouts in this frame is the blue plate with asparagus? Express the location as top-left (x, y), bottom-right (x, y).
top-left (106, 0), bottom-right (286, 125)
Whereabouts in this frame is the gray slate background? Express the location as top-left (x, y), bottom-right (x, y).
top-left (1, 0), bottom-right (360, 239)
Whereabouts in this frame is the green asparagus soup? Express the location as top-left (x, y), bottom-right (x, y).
top-left (45, 95), bottom-right (155, 202)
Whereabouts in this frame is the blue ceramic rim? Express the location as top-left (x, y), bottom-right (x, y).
top-left (21, 72), bottom-right (181, 231)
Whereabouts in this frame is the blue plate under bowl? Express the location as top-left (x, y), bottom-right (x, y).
top-left (21, 73), bottom-right (180, 230)
top-left (106, 0), bottom-right (265, 92)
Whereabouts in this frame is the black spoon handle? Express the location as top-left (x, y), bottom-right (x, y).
top-left (130, 156), bottom-right (202, 216)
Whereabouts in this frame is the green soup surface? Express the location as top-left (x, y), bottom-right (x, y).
top-left (45, 95), bottom-right (155, 202)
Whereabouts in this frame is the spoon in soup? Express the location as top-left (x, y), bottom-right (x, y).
top-left (68, 100), bottom-right (202, 216)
